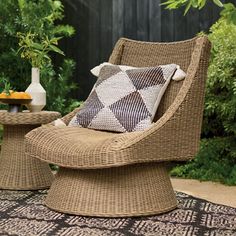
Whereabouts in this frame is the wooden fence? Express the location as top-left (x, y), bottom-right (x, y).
top-left (60, 0), bottom-right (226, 99)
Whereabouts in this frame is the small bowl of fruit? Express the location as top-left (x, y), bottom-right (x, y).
top-left (0, 90), bottom-right (32, 113)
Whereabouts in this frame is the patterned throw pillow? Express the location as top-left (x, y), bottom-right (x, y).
top-left (69, 64), bottom-right (177, 132)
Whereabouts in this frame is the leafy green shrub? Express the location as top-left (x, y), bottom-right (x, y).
top-left (41, 59), bottom-right (80, 115)
top-left (172, 138), bottom-right (236, 185)
top-left (171, 7), bottom-right (236, 185)
top-left (0, 0), bottom-right (79, 115)
top-left (203, 17), bottom-right (236, 137)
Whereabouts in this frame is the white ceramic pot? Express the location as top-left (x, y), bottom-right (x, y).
top-left (25, 67), bottom-right (46, 112)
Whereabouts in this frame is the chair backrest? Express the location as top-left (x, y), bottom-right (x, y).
top-left (108, 37), bottom-right (211, 121)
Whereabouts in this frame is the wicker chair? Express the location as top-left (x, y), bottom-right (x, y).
top-left (25, 36), bottom-right (211, 217)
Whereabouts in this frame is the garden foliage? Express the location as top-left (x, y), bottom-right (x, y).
top-left (171, 10), bottom-right (236, 185)
top-left (0, 0), bottom-right (78, 115)
top-left (162, 0), bottom-right (224, 15)
top-left (162, 0), bottom-right (236, 25)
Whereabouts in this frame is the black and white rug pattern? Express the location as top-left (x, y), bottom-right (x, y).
top-left (0, 190), bottom-right (235, 236)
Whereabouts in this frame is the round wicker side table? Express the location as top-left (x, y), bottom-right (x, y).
top-left (0, 110), bottom-right (60, 190)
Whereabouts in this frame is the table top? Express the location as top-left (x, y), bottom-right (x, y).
top-left (0, 110), bottom-right (61, 125)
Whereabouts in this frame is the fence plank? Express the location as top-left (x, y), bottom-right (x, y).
top-left (149, 0), bottom-right (162, 42)
top-left (137, 0), bottom-right (149, 41)
top-left (199, 2), bottom-right (214, 33)
top-left (88, 0), bottom-right (100, 68)
top-left (112, 0), bottom-right (124, 45)
top-left (186, 8), bottom-right (200, 39)
top-left (124, 0), bottom-right (137, 39)
top-left (100, 0), bottom-right (113, 62)
top-left (61, 0), bottom-right (91, 99)
top-left (173, 8), bottom-right (187, 41)
top-left (161, 6), bottom-right (174, 42)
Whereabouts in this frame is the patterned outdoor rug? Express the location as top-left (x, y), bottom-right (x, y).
top-left (0, 190), bottom-right (235, 236)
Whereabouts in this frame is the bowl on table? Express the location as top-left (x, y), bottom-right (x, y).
top-left (0, 92), bottom-right (32, 113)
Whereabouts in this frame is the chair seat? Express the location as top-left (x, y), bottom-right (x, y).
top-left (25, 125), bottom-right (137, 169)
top-left (25, 118), bottom-right (197, 169)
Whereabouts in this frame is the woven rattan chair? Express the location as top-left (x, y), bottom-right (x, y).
top-left (25, 36), bottom-right (211, 217)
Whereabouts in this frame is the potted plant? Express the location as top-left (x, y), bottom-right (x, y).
top-left (0, 0), bottom-right (76, 114)
top-left (16, 0), bottom-right (75, 112)
top-left (17, 31), bottom-right (65, 112)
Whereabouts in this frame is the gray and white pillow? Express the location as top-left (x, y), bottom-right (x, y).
top-left (69, 64), bottom-right (177, 132)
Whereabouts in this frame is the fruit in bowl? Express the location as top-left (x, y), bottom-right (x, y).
top-left (0, 90), bottom-right (32, 112)
top-left (0, 91), bottom-right (31, 99)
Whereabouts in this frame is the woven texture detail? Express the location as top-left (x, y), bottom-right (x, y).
top-left (0, 110), bottom-right (60, 125)
top-left (0, 111), bottom-right (60, 190)
top-left (46, 163), bottom-right (177, 217)
top-left (69, 64), bottom-right (177, 132)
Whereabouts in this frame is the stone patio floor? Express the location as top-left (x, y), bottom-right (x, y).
top-left (171, 178), bottom-right (236, 208)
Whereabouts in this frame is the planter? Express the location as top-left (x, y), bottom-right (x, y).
top-left (25, 68), bottom-right (46, 112)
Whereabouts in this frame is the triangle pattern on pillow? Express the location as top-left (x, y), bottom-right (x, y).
top-left (126, 67), bottom-right (165, 90)
top-left (109, 91), bottom-right (151, 132)
top-left (138, 85), bottom-right (162, 114)
top-left (133, 118), bottom-right (152, 131)
top-left (95, 65), bottom-right (122, 87)
top-left (95, 71), bottom-right (136, 107)
top-left (76, 91), bottom-right (104, 128)
top-left (89, 107), bottom-right (126, 132)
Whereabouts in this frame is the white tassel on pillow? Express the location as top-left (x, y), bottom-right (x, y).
top-left (172, 65), bottom-right (186, 81)
top-left (90, 62), bottom-right (112, 77)
top-left (54, 119), bottom-right (66, 127)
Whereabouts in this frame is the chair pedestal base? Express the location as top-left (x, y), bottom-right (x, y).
top-left (46, 163), bottom-right (177, 217)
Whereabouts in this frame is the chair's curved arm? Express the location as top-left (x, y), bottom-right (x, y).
top-left (108, 38), bottom-right (126, 64)
top-left (42, 107), bottom-right (81, 127)
top-left (59, 107), bottom-right (81, 125)
top-left (112, 36), bottom-right (211, 162)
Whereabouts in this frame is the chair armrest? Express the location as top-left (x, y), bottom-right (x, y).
top-left (42, 108), bottom-right (81, 127)
top-left (59, 107), bottom-right (81, 125)
top-left (112, 37), bottom-right (211, 162)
